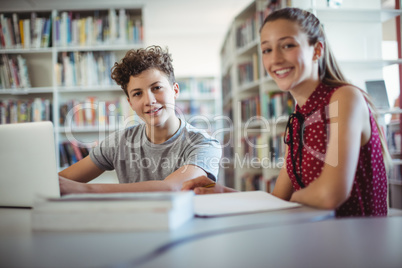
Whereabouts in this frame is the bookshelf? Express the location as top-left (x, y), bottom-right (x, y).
top-left (0, 7), bottom-right (144, 182)
top-left (220, 0), bottom-right (402, 193)
top-left (175, 76), bottom-right (222, 136)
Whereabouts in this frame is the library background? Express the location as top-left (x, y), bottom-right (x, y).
top-left (1, 0), bottom-right (401, 208)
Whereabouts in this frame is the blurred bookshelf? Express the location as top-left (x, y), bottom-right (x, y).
top-left (0, 7), bottom-right (144, 183)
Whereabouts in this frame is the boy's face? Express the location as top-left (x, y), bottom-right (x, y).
top-left (126, 68), bottom-right (179, 128)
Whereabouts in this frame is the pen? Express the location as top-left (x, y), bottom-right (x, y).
top-left (204, 183), bottom-right (216, 188)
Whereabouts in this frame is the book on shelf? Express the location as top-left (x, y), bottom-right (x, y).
top-left (0, 98), bottom-right (52, 124)
top-left (59, 96), bottom-right (135, 129)
top-left (241, 134), bottom-right (265, 161)
top-left (0, 12), bottom-right (52, 49)
top-left (59, 141), bottom-right (90, 167)
top-left (12, 13), bottom-right (21, 48)
top-left (235, 7), bottom-right (266, 49)
top-left (241, 95), bottom-right (261, 122)
top-left (55, 51), bottom-right (116, 87)
top-left (32, 191), bottom-right (195, 231)
top-left (261, 91), bottom-right (294, 119)
top-left (16, 55), bottom-right (31, 88)
top-left (269, 131), bottom-right (286, 162)
top-left (238, 60), bottom-right (257, 86)
top-left (22, 19), bottom-right (30, 49)
top-left (196, 78), bottom-right (217, 95)
top-left (53, 9), bottom-right (143, 47)
top-left (0, 54), bottom-right (32, 89)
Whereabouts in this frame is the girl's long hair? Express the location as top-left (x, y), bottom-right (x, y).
top-left (261, 7), bottom-right (392, 170)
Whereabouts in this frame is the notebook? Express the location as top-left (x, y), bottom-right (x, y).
top-left (365, 80), bottom-right (390, 110)
top-left (0, 121), bottom-right (60, 207)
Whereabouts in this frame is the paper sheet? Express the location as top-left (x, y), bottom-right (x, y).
top-left (194, 191), bottom-right (301, 217)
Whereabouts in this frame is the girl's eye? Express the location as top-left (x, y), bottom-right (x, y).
top-left (132, 92), bottom-right (141, 97)
top-left (283, 44), bottom-right (296, 49)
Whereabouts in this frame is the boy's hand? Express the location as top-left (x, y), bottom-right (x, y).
top-left (59, 176), bottom-right (88, 196)
top-left (181, 176), bottom-right (227, 195)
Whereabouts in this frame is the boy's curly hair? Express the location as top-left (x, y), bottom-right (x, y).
top-left (111, 45), bottom-right (175, 96)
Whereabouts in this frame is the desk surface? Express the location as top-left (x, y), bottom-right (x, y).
top-left (0, 206), bottom-right (332, 268)
top-left (1, 207), bottom-right (401, 268)
top-left (137, 216), bottom-right (402, 268)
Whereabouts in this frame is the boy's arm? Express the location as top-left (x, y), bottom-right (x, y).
top-left (59, 164), bottom-right (207, 195)
top-left (181, 176), bottom-right (237, 194)
top-left (58, 156), bottom-right (105, 195)
top-left (59, 156), bottom-right (105, 183)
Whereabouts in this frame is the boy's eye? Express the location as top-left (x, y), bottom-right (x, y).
top-left (153, 86), bottom-right (162, 91)
top-left (262, 48), bottom-right (272, 54)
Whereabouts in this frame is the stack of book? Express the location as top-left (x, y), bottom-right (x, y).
top-left (32, 191), bottom-right (195, 231)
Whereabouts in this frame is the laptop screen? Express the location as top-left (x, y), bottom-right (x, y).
top-left (0, 121), bottom-right (60, 207)
top-left (365, 80), bottom-right (390, 110)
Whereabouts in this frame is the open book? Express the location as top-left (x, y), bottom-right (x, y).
top-left (194, 191), bottom-right (301, 217)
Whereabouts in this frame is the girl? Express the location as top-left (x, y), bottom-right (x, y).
top-left (182, 7), bottom-right (392, 217)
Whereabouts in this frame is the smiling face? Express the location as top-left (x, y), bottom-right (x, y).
top-left (126, 68), bottom-right (179, 129)
top-left (260, 19), bottom-right (321, 93)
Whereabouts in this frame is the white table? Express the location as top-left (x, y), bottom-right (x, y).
top-left (0, 206), bottom-right (334, 267)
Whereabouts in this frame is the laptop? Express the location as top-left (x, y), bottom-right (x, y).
top-left (365, 80), bottom-right (391, 110)
top-left (0, 121), bottom-right (60, 207)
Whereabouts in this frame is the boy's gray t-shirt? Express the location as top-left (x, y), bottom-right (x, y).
top-left (89, 120), bottom-right (221, 183)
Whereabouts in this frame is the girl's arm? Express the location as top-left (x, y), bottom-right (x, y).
top-left (271, 145), bottom-right (294, 201)
top-left (290, 85), bottom-right (370, 209)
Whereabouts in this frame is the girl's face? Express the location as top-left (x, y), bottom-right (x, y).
top-left (126, 68), bottom-right (179, 129)
top-left (260, 19), bottom-right (320, 92)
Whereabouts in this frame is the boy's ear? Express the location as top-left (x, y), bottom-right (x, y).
top-left (313, 41), bottom-right (324, 61)
top-left (173, 83), bottom-right (180, 99)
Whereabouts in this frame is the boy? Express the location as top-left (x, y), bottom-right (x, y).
top-left (59, 45), bottom-right (221, 195)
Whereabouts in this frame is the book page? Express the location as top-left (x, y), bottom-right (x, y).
top-left (194, 191), bottom-right (301, 217)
